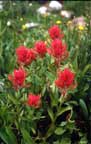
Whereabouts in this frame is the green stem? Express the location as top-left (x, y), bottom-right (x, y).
top-left (45, 95), bottom-right (65, 140)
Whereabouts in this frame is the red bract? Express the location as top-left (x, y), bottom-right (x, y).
top-left (35, 41), bottom-right (47, 57)
top-left (8, 68), bottom-right (26, 89)
top-left (48, 39), bottom-right (68, 63)
top-left (27, 94), bottom-right (41, 108)
top-left (16, 46), bottom-right (36, 65)
top-left (48, 25), bottom-right (64, 39)
top-left (55, 68), bottom-right (75, 90)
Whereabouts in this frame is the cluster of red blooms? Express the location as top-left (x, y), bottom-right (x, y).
top-left (48, 25), bottom-right (64, 39)
top-left (55, 68), bottom-right (75, 92)
top-left (8, 25), bottom-right (76, 108)
top-left (16, 42), bottom-right (47, 66)
top-left (27, 94), bottom-right (41, 108)
top-left (47, 39), bottom-right (69, 65)
top-left (15, 25), bottom-right (68, 66)
top-left (34, 41), bottom-right (47, 57)
top-left (48, 26), bottom-right (76, 94)
top-left (16, 46), bottom-right (36, 65)
top-left (55, 68), bottom-right (77, 97)
top-left (8, 68), bottom-right (26, 90)
top-left (48, 25), bottom-right (69, 65)
top-left (8, 41), bottom-right (48, 108)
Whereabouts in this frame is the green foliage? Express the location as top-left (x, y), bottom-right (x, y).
top-left (0, 127), bottom-right (17, 144)
top-left (64, 1), bottom-right (91, 18)
top-left (79, 99), bottom-right (88, 120)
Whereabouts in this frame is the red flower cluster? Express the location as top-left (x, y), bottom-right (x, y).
top-left (8, 68), bottom-right (26, 89)
top-left (16, 46), bottom-right (36, 65)
top-left (7, 25), bottom-right (77, 109)
top-left (55, 68), bottom-right (75, 90)
top-left (47, 39), bottom-right (69, 64)
top-left (48, 25), bottom-right (64, 39)
top-left (35, 41), bottom-right (47, 57)
top-left (51, 39), bottom-right (67, 58)
top-left (27, 94), bottom-right (41, 108)
top-left (47, 25), bottom-right (69, 65)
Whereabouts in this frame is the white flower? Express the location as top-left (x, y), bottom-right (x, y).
top-left (29, 22), bottom-right (38, 27)
top-left (13, 3), bottom-right (16, 6)
top-left (37, 6), bottom-right (47, 15)
top-left (0, 2), bottom-right (3, 11)
top-left (25, 22), bottom-right (39, 29)
top-left (7, 21), bottom-right (11, 26)
top-left (49, 1), bottom-right (62, 11)
top-left (61, 10), bottom-right (73, 18)
top-left (0, 1), bottom-right (3, 4)
top-left (29, 3), bottom-right (32, 7)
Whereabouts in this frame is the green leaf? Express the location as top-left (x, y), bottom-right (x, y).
top-left (79, 99), bottom-right (88, 120)
top-left (55, 127), bottom-right (66, 135)
top-left (0, 128), bottom-right (9, 144)
top-left (57, 106), bottom-right (72, 117)
top-left (66, 121), bottom-right (75, 132)
top-left (47, 108), bottom-right (54, 122)
top-left (79, 136), bottom-right (87, 144)
top-left (65, 100), bottom-right (78, 106)
top-left (82, 64), bottom-right (91, 77)
top-left (7, 94), bottom-right (19, 105)
top-left (0, 127), bottom-right (17, 144)
top-left (60, 137), bottom-right (71, 144)
top-left (73, 55), bottom-right (78, 71)
top-left (83, 84), bottom-right (89, 92)
top-left (46, 71), bottom-right (55, 83)
top-left (53, 141), bottom-right (60, 144)
top-left (21, 128), bottom-right (35, 144)
top-left (46, 123), bottom-right (55, 138)
top-left (41, 85), bottom-right (46, 96)
top-left (60, 121), bottom-right (67, 127)
top-left (5, 127), bottom-right (17, 144)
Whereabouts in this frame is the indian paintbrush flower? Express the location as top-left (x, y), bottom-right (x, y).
top-left (47, 39), bottom-right (69, 65)
top-left (16, 45), bottom-right (36, 65)
top-left (48, 25), bottom-right (64, 39)
top-left (55, 68), bottom-right (76, 94)
top-left (27, 94), bottom-right (41, 108)
top-left (8, 68), bottom-right (26, 90)
top-left (34, 41), bottom-right (47, 57)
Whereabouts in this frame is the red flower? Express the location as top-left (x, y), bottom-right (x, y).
top-left (55, 68), bottom-right (75, 90)
top-left (8, 68), bottom-right (26, 89)
top-left (16, 46), bottom-right (36, 65)
top-left (48, 25), bottom-right (64, 39)
top-left (47, 39), bottom-right (68, 63)
top-left (35, 41), bottom-right (47, 57)
top-left (27, 94), bottom-right (41, 108)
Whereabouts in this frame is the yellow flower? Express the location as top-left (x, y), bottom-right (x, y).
top-left (20, 18), bottom-right (23, 21)
top-left (67, 20), bottom-right (72, 26)
top-left (78, 25), bottom-right (84, 31)
top-left (43, 13), bottom-right (49, 18)
top-left (22, 24), bottom-right (27, 30)
top-left (56, 20), bottom-right (62, 24)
